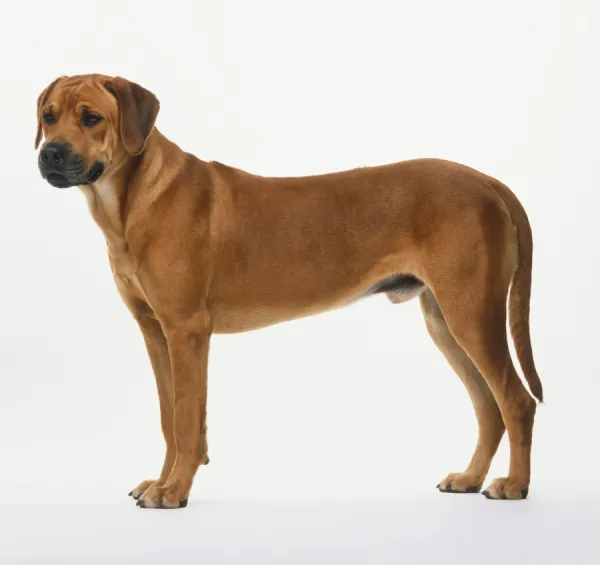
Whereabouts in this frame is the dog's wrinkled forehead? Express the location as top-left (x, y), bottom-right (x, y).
top-left (44, 75), bottom-right (117, 119)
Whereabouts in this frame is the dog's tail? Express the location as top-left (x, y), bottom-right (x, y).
top-left (492, 180), bottom-right (544, 403)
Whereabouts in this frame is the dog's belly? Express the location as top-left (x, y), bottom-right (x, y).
top-left (210, 273), bottom-right (425, 333)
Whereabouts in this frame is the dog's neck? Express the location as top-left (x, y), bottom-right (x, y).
top-left (81, 129), bottom-right (186, 256)
top-left (81, 166), bottom-right (128, 251)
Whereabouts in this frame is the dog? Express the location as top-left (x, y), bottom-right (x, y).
top-left (35, 74), bottom-right (542, 508)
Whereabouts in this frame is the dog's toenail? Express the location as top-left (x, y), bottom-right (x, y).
top-left (179, 499), bottom-right (188, 508)
top-left (521, 488), bottom-right (529, 499)
top-left (128, 491), bottom-right (133, 497)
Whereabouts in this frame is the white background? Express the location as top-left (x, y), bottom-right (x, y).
top-left (1, 0), bottom-right (599, 563)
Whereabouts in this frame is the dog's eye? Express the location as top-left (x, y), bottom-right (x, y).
top-left (82, 112), bottom-right (103, 128)
top-left (42, 111), bottom-right (55, 125)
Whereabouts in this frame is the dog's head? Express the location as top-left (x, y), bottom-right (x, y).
top-left (35, 74), bottom-right (160, 188)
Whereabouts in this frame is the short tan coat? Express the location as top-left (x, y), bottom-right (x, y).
top-left (35, 74), bottom-right (542, 508)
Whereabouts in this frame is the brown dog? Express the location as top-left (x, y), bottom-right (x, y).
top-left (35, 74), bottom-right (542, 508)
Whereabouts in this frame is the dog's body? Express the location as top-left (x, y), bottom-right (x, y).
top-left (36, 74), bottom-right (542, 508)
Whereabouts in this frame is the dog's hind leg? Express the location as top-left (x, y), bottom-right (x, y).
top-left (434, 285), bottom-right (536, 500)
top-left (424, 201), bottom-right (537, 500)
top-left (420, 289), bottom-right (505, 493)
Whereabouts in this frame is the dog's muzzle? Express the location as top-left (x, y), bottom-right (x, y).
top-left (38, 142), bottom-right (104, 188)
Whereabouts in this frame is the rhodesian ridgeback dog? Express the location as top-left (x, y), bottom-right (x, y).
top-left (35, 74), bottom-right (543, 508)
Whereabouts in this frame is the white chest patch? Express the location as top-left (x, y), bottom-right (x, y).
top-left (93, 179), bottom-right (119, 215)
top-left (82, 179), bottom-right (121, 233)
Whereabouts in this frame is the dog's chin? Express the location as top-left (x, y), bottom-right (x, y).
top-left (46, 173), bottom-right (76, 189)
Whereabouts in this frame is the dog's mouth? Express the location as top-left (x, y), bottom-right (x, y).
top-left (41, 161), bottom-right (105, 189)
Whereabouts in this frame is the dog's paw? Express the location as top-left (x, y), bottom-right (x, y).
top-left (437, 472), bottom-right (482, 494)
top-left (136, 484), bottom-right (189, 509)
top-left (481, 478), bottom-right (529, 500)
top-left (128, 479), bottom-right (158, 500)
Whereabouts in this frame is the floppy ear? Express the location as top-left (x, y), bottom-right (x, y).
top-left (35, 76), bottom-right (64, 149)
top-left (104, 77), bottom-right (160, 155)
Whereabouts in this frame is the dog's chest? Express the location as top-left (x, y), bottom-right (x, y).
top-left (83, 181), bottom-right (143, 292)
top-left (108, 242), bottom-right (137, 282)
top-left (107, 238), bottom-right (149, 306)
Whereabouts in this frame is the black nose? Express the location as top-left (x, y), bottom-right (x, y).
top-left (40, 142), bottom-right (67, 168)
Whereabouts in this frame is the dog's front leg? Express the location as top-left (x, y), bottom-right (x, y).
top-left (128, 310), bottom-right (177, 500)
top-left (137, 310), bottom-right (212, 509)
